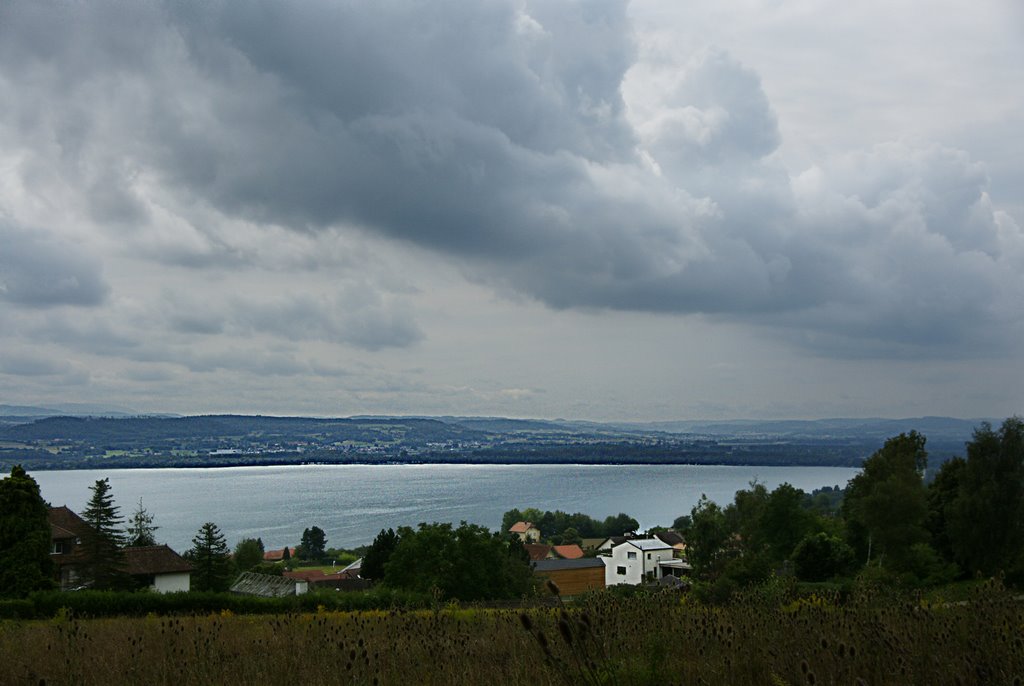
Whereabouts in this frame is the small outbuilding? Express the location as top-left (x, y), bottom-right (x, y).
top-left (231, 571), bottom-right (308, 597)
top-left (532, 558), bottom-right (606, 597)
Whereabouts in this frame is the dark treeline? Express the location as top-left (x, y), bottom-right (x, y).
top-left (0, 442), bottom-right (874, 471)
top-left (499, 508), bottom-right (641, 542)
top-left (681, 417), bottom-right (1024, 601)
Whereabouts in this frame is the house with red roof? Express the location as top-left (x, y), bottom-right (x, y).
top-left (524, 543), bottom-right (553, 561)
top-left (552, 544), bottom-right (585, 560)
top-left (508, 521), bottom-right (541, 543)
top-left (263, 546), bottom-right (297, 562)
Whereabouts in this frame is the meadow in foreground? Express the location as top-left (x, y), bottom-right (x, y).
top-left (2, 583), bottom-right (1021, 686)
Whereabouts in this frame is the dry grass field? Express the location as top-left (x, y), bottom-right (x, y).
top-left (1, 585), bottom-right (1022, 685)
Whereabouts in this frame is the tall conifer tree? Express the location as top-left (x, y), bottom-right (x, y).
top-left (186, 522), bottom-right (234, 592)
top-left (80, 478), bottom-right (129, 590)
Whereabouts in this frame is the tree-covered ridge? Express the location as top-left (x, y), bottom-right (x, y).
top-left (0, 413), bottom-right (979, 470)
top-left (0, 415), bottom-right (489, 445)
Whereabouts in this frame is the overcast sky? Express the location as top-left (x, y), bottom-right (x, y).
top-left (1, 0), bottom-right (1022, 421)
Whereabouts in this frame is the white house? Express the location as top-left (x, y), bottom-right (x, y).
top-left (508, 521), bottom-right (541, 543)
top-left (123, 545), bottom-right (193, 593)
top-left (603, 538), bottom-right (676, 586)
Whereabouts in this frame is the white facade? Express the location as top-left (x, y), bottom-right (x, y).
top-left (152, 572), bottom-right (191, 593)
top-left (603, 539), bottom-right (675, 586)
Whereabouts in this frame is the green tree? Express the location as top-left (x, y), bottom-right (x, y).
top-left (299, 526), bottom-right (327, 561)
top-left (500, 508), bottom-right (525, 536)
top-left (186, 522), bottom-right (234, 592)
top-left (125, 497), bottom-right (158, 547)
top-left (948, 418), bottom-right (1024, 580)
top-left (0, 465), bottom-right (55, 597)
top-left (383, 522), bottom-right (533, 601)
top-left (760, 483), bottom-right (815, 561)
top-left (558, 527), bottom-right (582, 546)
top-left (80, 478), bottom-right (129, 590)
top-left (686, 495), bottom-right (732, 579)
top-left (233, 537), bottom-right (265, 572)
top-left (843, 432), bottom-right (930, 571)
top-left (601, 512), bottom-right (640, 537)
top-left (671, 515), bottom-right (692, 532)
top-left (361, 528), bottom-right (399, 581)
top-left (926, 456), bottom-right (966, 564)
top-left (792, 532), bottom-right (854, 582)
top-left (725, 482), bottom-right (769, 553)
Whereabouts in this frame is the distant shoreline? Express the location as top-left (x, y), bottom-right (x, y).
top-left (9, 456), bottom-right (866, 472)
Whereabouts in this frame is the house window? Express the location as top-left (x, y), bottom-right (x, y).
top-left (627, 551), bottom-right (637, 560)
top-left (647, 553), bottom-right (652, 559)
top-left (51, 541), bottom-right (68, 555)
top-left (616, 566), bottom-right (627, 576)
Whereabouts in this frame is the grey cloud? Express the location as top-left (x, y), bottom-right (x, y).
top-left (2, 0), bottom-right (1022, 359)
top-left (31, 317), bottom-right (142, 354)
top-left (164, 288), bottom-right (424, 351)
top-left (0, 350), bottom-right (72, 377)
top-left (0, 222), bottom-right (110, 307)
top-left (162, 346), bottom-right (349, 379)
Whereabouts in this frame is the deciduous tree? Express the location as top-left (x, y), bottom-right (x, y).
top-left (686, 495), bottom-right (732, 579)
top-left (383, 522), bottom-right (533, 601)
top-left (948, 418), bottom-right (1024, 581)
top-left (843, 432), bottom-right (930, 571)
top-left (0, 465), bottom-right (55, 597)
top-left (233, 538), bottom-right (265, 572)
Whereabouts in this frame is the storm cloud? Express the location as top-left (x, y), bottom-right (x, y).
top-left (0, 0), bottom-right (1021, 418)
top-left (0, 222), bottom-right (109, 307)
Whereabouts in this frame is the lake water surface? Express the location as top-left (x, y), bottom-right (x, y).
top-left (33, 464), bottom-right (859, 552)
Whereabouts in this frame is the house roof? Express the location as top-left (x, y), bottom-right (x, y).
top-left (231, 571), bottom-right (302, 597)
top-left (48, 506), bottom-right (91, 540)
top-left (533, 558), bottom-right (606, 572)
top-left (340, 557), bottom-right (362, 574)
top-left (123, 545), bottom-right (193, 575)
top-left (654, 531), bottom-right (685, 546)
top-left (283, 569), bottom-right (350, 583)
top-left (263, 547), bottom-right (297, 561)
top-left (552, 544), bottom-right (584, 559)
top-left (509, 521), bottom-right (537, 534)
top-left (599, 536), bottom-right (630, 548)
top-left (623, 538), bottom-right (673, 551)
top-left (524, 543), bottom-right (553, 561)
top-left (50, 524), bottom-right (79, 540)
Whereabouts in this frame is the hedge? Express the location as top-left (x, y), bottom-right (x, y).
top-left (0, 588), bottom-right (432, 620)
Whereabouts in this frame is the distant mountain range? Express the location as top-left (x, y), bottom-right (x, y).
top-left (0, 403), bottom-right (171, 419)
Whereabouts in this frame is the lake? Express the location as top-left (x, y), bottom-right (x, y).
top-left (32, 464), bottom-right (859, 552)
